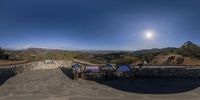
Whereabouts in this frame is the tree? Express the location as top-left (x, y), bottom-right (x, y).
top-left (0, 47), bottom-right (9, 60)
top-left (177, 41), bottom-right (200, 58)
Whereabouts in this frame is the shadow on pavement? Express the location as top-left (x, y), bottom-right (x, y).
top-left (96, 77), bottom-right (200, 94)
top-left (0, 69), bottom-right (16, 86)
top-left (60, 67), bottom-right (200, 94)
top-left (0, 77), bottom-right (11, 86)
top-left (60, 67), bottom-right (73, 80)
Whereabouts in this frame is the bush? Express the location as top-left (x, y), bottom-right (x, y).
top-left (110, 55), bottom-right (139, 65)
top-left (176, 42), bottom-right (200, 58)
top-left (0, 47), bottom-right (9, 60)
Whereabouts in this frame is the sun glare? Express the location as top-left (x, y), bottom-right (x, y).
top-left (144, 30), bottom-right (155, 40)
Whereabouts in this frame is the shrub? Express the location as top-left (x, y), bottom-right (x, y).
top-left (0, 47), bottom-right (9, 60)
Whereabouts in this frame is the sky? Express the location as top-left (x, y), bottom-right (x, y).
top-left (0, 0), bottom-right (200, 50)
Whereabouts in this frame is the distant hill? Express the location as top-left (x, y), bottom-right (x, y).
top-left (1, 41), bottom-right (200, 65)
top-left (133, 47), bottom-right (177, 55)
top-left (150, 41), bottom-right (200, 65)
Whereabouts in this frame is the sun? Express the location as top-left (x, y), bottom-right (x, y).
top-left (144, 30), bottom-right (155, 40)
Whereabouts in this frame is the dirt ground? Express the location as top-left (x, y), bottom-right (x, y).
top-left (0, 60), bottom-right (28, 66)
top-left (1, 68), bottom-right (200, 100)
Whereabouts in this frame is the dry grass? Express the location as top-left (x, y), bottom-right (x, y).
top-left (151, 54), bottom-right (200, 66)
top-left (0, 60), bottom-right (28, 66)
top-left (182, 57), bottom-right (200, 66)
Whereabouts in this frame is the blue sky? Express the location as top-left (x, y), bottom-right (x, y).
top-left (0, 0), bottom-right (200, 50)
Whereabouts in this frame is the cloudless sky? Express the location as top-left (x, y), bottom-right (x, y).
top-left (0, 0), bottom-right (200, 50)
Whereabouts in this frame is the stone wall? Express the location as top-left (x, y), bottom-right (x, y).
top-left (0, 60), bottom-right (73, 85)
top-left (133, 66), bottom-right (200, 77)
top-left (0, 65), bottom-right (26, 85)
top-left (1, 61), bottom-right (200, 85)
top-left (30, 60), bottom-right (72, 70)
top-left (0, 68), bottom-right (15, 85)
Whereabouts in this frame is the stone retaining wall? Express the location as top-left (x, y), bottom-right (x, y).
top-left (0, 68), bottom-right (15, 84)
top-left (0, 60), bottom-right (73, 85)
top-left (0, 63), bottom-right (33, 84)
top-left (133, 66), bottom-right (200, 77)
top-left (1, 62), bottom-right (200, 85)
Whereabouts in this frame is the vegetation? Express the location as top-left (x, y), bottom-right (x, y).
top-left (93, 53), bottom-right (140, 64)
top-left (8, 50), bottom-right (87, 62)
top-left (0, 47), bottom-right (9, 60)
top-left (137, 52), bottom-right (159, 63)
top-left (0, 41), bottom-right (200, 65)
top-left (176, 41), bottom-right (200, 58)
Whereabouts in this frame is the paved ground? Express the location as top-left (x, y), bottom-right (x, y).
top-left (1, 68), bottom-right (200, 100)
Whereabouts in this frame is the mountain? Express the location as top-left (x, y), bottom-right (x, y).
top-left (1, 41), bottom-right (200, 65)
top-left (132, 47), bottom-right (177, 55)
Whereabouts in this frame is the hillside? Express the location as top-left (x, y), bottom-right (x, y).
top-left (133, 47), bottom-right (177, 55)
top-left (150, 41), bottom-right (200, 65)
top-left (0, 41), bottom-right (200, 66)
